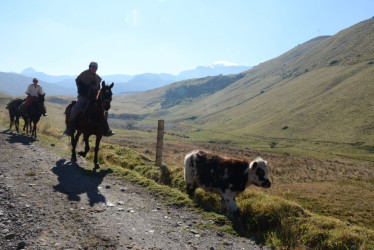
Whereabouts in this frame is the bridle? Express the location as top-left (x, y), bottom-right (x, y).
top-left (97, 87), bottom-right (112, 111)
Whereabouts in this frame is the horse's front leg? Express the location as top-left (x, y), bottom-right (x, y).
top-left (30, 121), bottom-right (34, 137)
top-left (31, 121), bottom-right (37, 138)
top-left (94, 135), bottom-right (102, 168)
top-left (22, 117), bottom-right (26, 133)
top-left (32, 122), bottom-right (37, 138)
top-left (9, 113), bottom-right (13, 130)
top-left (28, 119), bottom-right (32, 134)
top-left (24, 118), bottom-right (30, 134)
top-left (78, 134), bottom-right (90, 158)
top-left (15, 116), bottom-right (20, 133)
top-left (71, 131), bottom-right (81, 162)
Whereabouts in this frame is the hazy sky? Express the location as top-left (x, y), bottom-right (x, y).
top-left (0, 0), bottom-right (373, 76)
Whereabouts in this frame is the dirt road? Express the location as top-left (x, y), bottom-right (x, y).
top-left (0, 128), bottom-right (268, 249)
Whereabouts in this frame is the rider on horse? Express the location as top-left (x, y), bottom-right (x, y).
top-left (64, 62), bottom-right (115, 137)
top-left (25, 78), bottom-right (47, 117)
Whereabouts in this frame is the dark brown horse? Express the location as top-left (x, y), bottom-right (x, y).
top-left (18, 101), bottom-right (33, 134)
top-left (6, 98), bottom-right (33, 134)
top-left (65, 81), bottom-right (114, 168)
top-left (6, 98), bottom-right (24, 132)
top-left (28, 93), bottom-right (46, 138)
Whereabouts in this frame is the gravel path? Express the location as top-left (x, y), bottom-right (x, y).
top-left (0, 128), bottom-right (269, 249)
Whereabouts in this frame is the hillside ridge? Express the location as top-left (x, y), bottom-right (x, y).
top-left (111, 18), bottom-right (374, 153)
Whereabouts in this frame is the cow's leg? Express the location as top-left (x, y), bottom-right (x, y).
top-left (221, 191), bottom-right (240, 220)
top-left (186, 183), bottom-right (197, 198)
top-left (220, 197), bottom-right (228, 214)
top-left (222, 192), bottom-right (245, 232)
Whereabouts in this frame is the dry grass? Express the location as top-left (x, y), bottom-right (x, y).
top-left (103, 131), bottom-right (374, 232)
top-left (1, 100), bottom-right (374, 248)
top-left (96, 135), bottom-right (374, 249)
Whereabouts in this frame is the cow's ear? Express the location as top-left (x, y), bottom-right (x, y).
top-left (110, 82), bottom-right (114, 88)
top-left (252, 161), bottom-right (258, 169)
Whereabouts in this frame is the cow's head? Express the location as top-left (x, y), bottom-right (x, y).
top-left (247, 157), bottom-right (271, 188)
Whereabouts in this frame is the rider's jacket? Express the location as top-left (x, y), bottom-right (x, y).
top-left (75, 69), bottom-right (102, 98)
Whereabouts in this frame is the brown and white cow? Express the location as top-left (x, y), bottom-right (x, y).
top-left (184, 150), bottom-right (271, 219)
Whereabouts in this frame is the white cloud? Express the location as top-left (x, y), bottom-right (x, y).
top-left (211, 61), bottom-right (239, 67)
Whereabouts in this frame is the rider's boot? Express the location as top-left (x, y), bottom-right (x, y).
top-left (42, 104), bottom-right (47, 116)
top-left (103, 119), bottom-right (115, 137)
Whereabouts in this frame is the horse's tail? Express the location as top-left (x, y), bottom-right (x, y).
top-left (6, 99), bottom-right (15, 109)
top-left (64, 101), bottom-right (76, 126)
top-left (64, 101), bottom-right (76, 114)
top-left (6, 98), bottom-right (24, 110)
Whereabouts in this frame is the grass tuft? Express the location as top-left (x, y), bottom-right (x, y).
top-left (237, 190), bottom-right (374, 249)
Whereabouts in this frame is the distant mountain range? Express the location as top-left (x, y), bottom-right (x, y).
top-left (0, 72), bottom-right (74, 97)
top-left (1, 62), bottom-right (251, 96)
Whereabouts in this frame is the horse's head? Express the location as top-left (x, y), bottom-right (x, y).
top-left (35, 93), bottom-right (46, 114)
top-left (97, 81), bottom-right (114, 111)
top-left (38, 93), bottom-right (45, 104)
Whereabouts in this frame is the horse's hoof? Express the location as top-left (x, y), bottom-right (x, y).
top-left (94, 163), bottom-right (100, 170)
top-left (71, 156), bottom-right (77, 162)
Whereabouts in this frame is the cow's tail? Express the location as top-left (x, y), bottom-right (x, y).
top-left (184, 151), bottom-right (198, 197)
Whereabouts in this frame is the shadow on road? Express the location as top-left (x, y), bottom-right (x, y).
top-left (2, 129), bottom-right (35, 145)
top-left (52, 159), bottom-right (113, 206)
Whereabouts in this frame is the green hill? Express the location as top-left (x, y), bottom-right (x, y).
top-left (112, 18), bottom-right (374, 159)
top-left (0, 91), bottom-right (10, 99)
top-left (0, 91), bottom-right (11, 109)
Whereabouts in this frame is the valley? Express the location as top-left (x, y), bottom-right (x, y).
top-left (1, 17), bottom-right (374, 249)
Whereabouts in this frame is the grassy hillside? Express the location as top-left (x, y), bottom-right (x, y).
top-left (0, 91), bottom-right (10, 98)
top-left (111, 74), bottom-right (244, 115)
top-left (0, 92), bottom-right (11, 115)
top-left (111, 18), bottom-right (374, 160)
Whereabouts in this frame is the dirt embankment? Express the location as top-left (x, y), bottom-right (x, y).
top-left (0, 128), bottom-right (268, 250)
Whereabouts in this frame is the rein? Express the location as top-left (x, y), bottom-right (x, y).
top-left (96, 88), bottom-right (111, 111)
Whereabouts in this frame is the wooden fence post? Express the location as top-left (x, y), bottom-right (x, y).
top-left (155, 119), bottom-right (164, 166)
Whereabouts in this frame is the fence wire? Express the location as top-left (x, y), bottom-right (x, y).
top-left (108, 116), bottom-right (360, 159)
